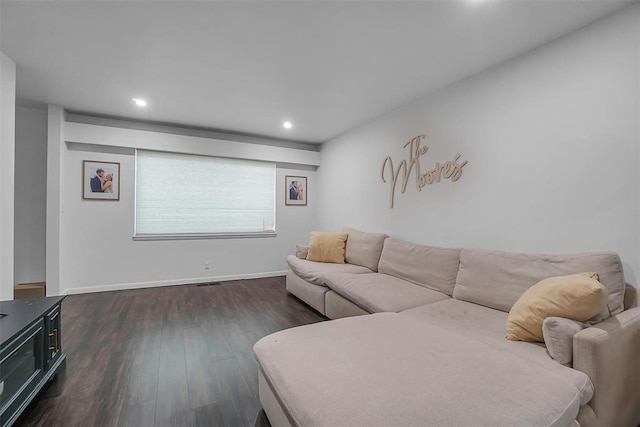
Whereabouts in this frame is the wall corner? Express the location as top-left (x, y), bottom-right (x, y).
top-left (0, 51), bottom-right (17, 301)
top-left (46, 105), bottom-right (65, 296)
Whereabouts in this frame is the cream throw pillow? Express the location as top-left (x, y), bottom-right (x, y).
top-left (506, 272), bottom-right (607, 342)
top-left (306, 232), bottom-right (348, 264)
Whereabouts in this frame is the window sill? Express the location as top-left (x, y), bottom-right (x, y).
top-left (133, 231), bottom-right (277, 241)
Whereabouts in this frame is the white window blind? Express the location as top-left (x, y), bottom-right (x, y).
top-left (135, 150), bottom-right (276, 238)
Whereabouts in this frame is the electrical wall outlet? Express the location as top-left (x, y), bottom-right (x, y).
top-left (204, 261), bottom-right (211, 270)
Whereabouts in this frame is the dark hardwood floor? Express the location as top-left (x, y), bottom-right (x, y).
top-left (16, 276), bottom-right (326, 427)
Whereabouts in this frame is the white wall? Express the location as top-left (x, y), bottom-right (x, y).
top-left (49, 120), bottom-right (317, 294)
top-left (14, 106), bottom-right (48, 285)
top-left (318, 4), bottom-right (640, 286)
top-left (0, 52), bottom-right (16, 300)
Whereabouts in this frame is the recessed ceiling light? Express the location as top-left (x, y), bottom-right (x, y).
top-left (132, 98), bottom-right (147, 107)
top-left (283, 121), bottom-right (293, 129)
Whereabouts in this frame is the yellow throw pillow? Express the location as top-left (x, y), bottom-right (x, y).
top-left (306, 232), bottom-right (348, 264)
top-left (506, 272), bottom-right (607, 342)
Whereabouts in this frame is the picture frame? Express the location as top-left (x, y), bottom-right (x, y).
top-left (82, 160), bottom-right (120, 200)
top-left (285, 175), bottom-right (307, 206)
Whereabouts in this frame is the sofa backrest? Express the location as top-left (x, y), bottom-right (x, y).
top-left (453, 248), bottom-right (626, 319)
top-left (378, 238), bottom-right (460, 296)
top-left (343, 227), bottom-right (388, 272)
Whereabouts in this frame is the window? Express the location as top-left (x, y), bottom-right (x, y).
top-left (135, 150), bottom-right (276, 239)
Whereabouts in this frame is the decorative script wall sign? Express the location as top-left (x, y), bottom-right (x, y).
top-left (381, 135), bottom-right (468, 208)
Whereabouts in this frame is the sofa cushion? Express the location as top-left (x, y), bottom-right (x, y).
top-left (377, 238), bottom-right (460, 296)
top-left (286, 255), bottom-right (372, 287)
top-left (453, 248), bottom-right (625, 319)
top-left (343, 227), bottom-right (388, 271)
top-left (542, 317), bottom-right (586, 366)
top-left (254, 312), bottom-right (593, 427)
top-left (401, 298), bottom-right (511, 342)
top-left (306, 231), bottom-right (349, 263)
top-left (506, 273), bottom-right (607, 342)
top-left (325, 291), bottom-right (370, 319)
top-left (324, 273), bottom-right (449, 313)
top-left (401, 299), bottom-right (595, 399)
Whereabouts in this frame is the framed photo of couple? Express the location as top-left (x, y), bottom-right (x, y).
top-left (285, 175), bottom-right (307, 206)
top-left (82, 160), bottom-right (120, 201)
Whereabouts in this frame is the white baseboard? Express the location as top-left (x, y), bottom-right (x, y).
top-left (62, 270), bottom-right (288, 295)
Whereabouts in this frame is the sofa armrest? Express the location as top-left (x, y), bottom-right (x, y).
top-left (573, 306), bottom-right (640, 427)
top-left (295, 244), bottom-right (309, 259)
top-left (624, 284), bottom-right (638, 310)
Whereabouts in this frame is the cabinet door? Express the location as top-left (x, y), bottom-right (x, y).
top-left (0, 319), bottom-right (45, 426)
top-left (45, 305), bottom-right (62, 368)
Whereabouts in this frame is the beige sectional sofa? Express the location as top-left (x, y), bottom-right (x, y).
top-left (255, 228), bottom-right (640, 427)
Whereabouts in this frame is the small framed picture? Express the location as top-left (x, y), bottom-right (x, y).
top-left (83, 160), bottom-right (120, 200)
top-left (285, 175), bottom-right (307, 206)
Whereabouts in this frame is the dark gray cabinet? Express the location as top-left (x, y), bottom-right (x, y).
top-left (0, 296), bottom-right (66, 427)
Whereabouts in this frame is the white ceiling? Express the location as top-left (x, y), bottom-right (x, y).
top-left (0, 0), bottom-right (633, 143)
